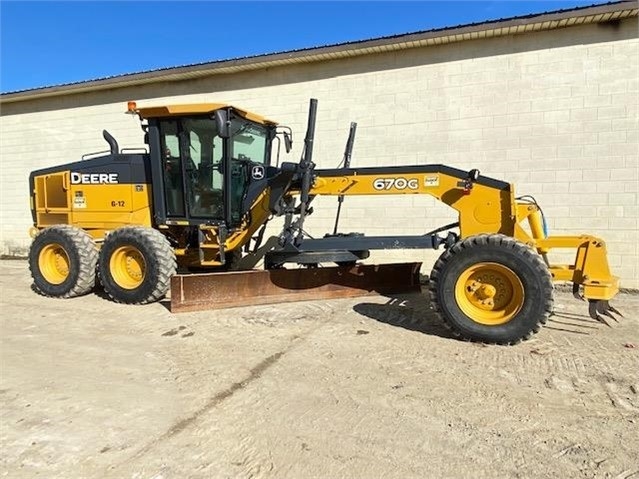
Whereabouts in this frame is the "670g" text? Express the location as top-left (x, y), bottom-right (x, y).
top-left (372, 177), bottom-right (419, 191)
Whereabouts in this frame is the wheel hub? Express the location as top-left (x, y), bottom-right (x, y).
top-left (456, 262), bottom-right (525, 325)
top-left (110, 246), bottom-right (146, 289)
top-left (39, 243), bottom-right (70, 285)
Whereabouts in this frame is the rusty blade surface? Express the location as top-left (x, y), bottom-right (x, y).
top-left (170, 262), bottom-right (422, 313)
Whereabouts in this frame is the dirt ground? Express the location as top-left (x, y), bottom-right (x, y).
top-left (0, 259), bottom-right (638, 479)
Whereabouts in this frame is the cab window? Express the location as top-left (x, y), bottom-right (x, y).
top-left (230, 120), bottom-right (268, 164)
top-left (159, 120), bottom-right (185, 217)
top-left (228, 118), bottom-right (270, 224)
top-left (182, 117), bottom-right (223, 218)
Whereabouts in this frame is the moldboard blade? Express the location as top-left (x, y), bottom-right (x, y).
top-left (170, 262), bottom-right (422, 313)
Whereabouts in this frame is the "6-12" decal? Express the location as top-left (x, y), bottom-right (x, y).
top-left (373, 177), bottom-right (419, 191)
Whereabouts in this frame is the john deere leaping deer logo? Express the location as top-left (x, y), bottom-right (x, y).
top-left (251, 165), bottom-right (265, 180)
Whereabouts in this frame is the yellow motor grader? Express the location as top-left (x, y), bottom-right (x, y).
top-left (28, 99), bottom-right (621, 344)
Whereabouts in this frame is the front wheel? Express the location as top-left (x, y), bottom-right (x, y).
top-left (428, 234), bottom-right (553, 345)
top-left (99, 227), bottom-right (176, 304)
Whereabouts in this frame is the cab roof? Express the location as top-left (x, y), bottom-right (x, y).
top-left (131, 102), bottom-right (278, 126)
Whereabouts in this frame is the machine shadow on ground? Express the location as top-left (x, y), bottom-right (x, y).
top-left (545, 311), bottom-right (607, 336)
top-left (352, 292), bottom-right (455, 340)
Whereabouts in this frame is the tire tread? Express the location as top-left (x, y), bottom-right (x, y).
top-left (29, 225), bottom-right (98, 298)
top-left (428, 233), bottom-right (553, 345)
top-left (99, 226), bottom-right (176, 304)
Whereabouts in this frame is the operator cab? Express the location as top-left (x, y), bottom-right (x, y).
top-left (131, 102), bottom-right (284, 228)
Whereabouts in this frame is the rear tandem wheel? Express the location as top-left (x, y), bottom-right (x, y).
top-left (28, 225), bottom-right (98, 298)
top-left (428, 234), bottom-right (554, 345)
top-left (98, 226), bottom-right (177, 304)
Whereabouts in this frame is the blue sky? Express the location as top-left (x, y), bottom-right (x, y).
top-left (1, 1), bottom-right (602, 93)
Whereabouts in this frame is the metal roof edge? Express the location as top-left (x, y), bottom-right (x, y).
top-left (1, 1), bottom-right (637, 104)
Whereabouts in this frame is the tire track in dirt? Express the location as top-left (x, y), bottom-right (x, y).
top-left (150, 301), bottom-right (338, 402)
top-left (106, 302), bottom-right (342, 478)
top-left (107, 341), bottom-right (295, 475)
top-left (212, 305), bottom-right (368, 478)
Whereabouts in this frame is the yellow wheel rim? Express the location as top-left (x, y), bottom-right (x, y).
top-left (109, 246), bottom-right (146, 290)
top-left (38, 243), bottom-right (70, 285)
top-left (455, 262), bottom-right (524, 326)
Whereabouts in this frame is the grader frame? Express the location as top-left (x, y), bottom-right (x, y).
top-left (27, 98), bottom-right (621, 344)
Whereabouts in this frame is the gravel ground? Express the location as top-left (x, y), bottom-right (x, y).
top-left (1, 259), bottom-right (638, 479)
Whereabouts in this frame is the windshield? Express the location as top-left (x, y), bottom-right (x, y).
top-left (229, 119), bottom-right (268, 164)
top-left (228, 117), bottom-right (270, 223)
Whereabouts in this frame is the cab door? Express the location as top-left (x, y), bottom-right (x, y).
top-left (226, 115), bottom-right (272, 226)
top-left (158, 116), bottom-right (225, 222)
top-left (158, 119), bottom-right (186, 218)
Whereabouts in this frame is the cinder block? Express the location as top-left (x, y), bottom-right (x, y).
top-left (531, 147), bottom-right (557, 159)
top-left (598, 130), bottom-right (628, 143)
top-left (597, 206), bottom-right (625, 218)
top-left (624, 183), bottom-right (639, 193)
top-left (610, 143), bottom-right (639, 156)
top-left (597, 181), bottom-right (633, 193)
top-left (610, 217), bottom-right (637, 229)
top-left (609, 193), bottom-right (638, 206)
top-left (532, 97), bottom-right (584, 112)
top-left (598, 106), bottom-right (627, 120)
top-left (570, 108), bottom-right (598, 121)
top-left (584, 95), bottom-right (612, 108)
top-left (557, 122), bottom-right (584, 134)
top-left (587, 45), bottom-right (614, 57)
top-left (556, 169), bottom-right (583, 181)
top-left (612, 92), bottom-right (638, 106)
top-left (520, 134), bottom-right (571, 148)
top-left (570, 132), bottom-right (598, 145)
top-left (555, 216), bottom-right (608, 229)
top-left (518, 112), bottom-right (545, 125)
top-left (624, 205), bottom-right (639, 217)
top-left (558, 146), bottom-right (583, 158)
top-left (530, 170), bottom-right (557, 183)
top-left (543, 110), bottom-right (571, 123)
top-left (507, 101), bottom-right (532, 114)
top-left (533, 124), bottom-right (560, 136)
top-left (583, 119), bottom-right (612, 133)
top-left (569, 181), bottom-right (605, 193)
top-left (506, 148), bottom-right (531, 161)
top-left (583, 144), bottom-right (611, 157)
top-left (542, 182), bottom-right (571, 193)
top-left (565, 193), bottom-right (609, 206)
top-left (610, 168), bottom-right (638, 181)
top-left (568, 205), bottom-right (598, 217)
top-left (599, 80), bottom-right (629, 95)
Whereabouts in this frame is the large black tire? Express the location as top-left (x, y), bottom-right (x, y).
top-left (98, 227), bottom-right (176, 304)
top-left (429, 234), bottom-right (553, 345)
top-left (29, 225), bottom-right (98, 298)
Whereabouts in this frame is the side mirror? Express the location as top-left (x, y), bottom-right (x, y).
top-left (214, 110), bottom-right (230, 138)
top-left (283, 131), bottom-right (292, 153)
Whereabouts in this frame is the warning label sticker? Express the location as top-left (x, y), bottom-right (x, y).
top-left (424, 176), bottom-right (439, 187)
top-left (73, 196), bottom-right (87, 209)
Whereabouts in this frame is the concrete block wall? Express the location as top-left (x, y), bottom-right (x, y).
top-left (1, 19), bottom-right (637, 287)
